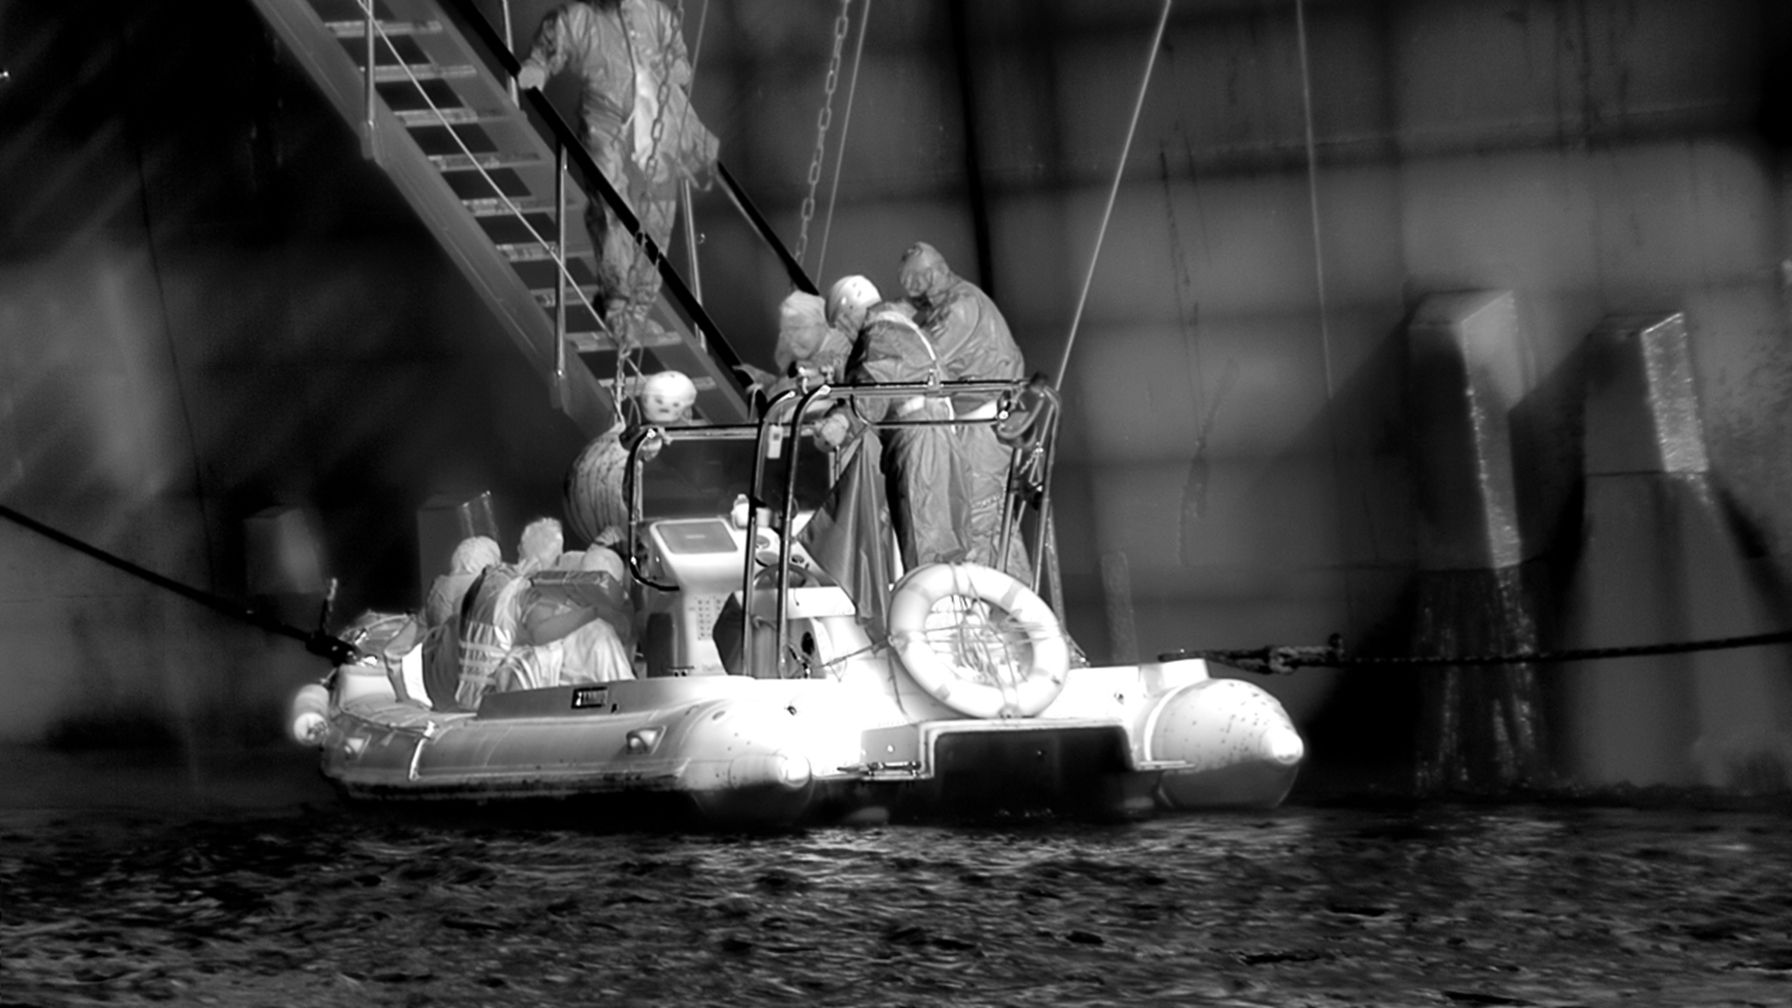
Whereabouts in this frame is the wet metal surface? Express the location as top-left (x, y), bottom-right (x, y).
top-left (3, 760), bottom-right (1790, 1007)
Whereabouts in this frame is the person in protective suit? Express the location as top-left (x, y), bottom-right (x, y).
top-left (781, 274), bottom-right (883, 441)
top-left (517, 0), bottom-right (717, 334)
top-left (738, 289), bottom-right (855, 404)
top-left (814, 300), bottom-right (969, 571)
top-left (898, 241), bottom-right (1031, 582)
top-left (826, 274), bottom-right (881, 344)
top-left (493, 545), bottom-right (637, 691)
top-left (421, 535), bottom-right (502, 709)
top-left (779, 289), bottom-right (853, 386)
top-left (454, 518), bottom-right (565, 709)
top-left (564, 370), bottom-right (698, 547)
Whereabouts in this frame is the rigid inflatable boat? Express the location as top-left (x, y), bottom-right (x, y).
top-left (288, 380), bottom-right (1304, 826)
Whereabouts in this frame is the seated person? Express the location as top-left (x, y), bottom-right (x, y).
top-left (421, 535), bottom-right (501, 709)
top-left (493, 544), bottom-right (637, 691)
top-left (455, 518), bottom-right (563, 709)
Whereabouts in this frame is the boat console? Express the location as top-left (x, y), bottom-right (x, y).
top-left (639, 513), bottom-right (840, 676)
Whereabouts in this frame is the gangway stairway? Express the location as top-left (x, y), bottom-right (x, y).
top-left (248, 0), bottom-right (769, 434)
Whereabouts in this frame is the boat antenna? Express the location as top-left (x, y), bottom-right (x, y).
top-left (1053, 0), bottom-right (1172, 388)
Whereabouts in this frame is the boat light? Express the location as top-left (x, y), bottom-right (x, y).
top-left (626, 726), bottom-right (664, 754)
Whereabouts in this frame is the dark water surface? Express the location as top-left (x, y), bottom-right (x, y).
top-left (3, 752), bottom-right (1791, 1007)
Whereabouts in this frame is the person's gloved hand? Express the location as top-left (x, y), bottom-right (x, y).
top-left (517, 65), bottom-right (547, 91)
top-left (813, 413), bottom-right (852, 452)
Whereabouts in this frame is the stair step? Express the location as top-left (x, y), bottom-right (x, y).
top-left (497, 241), bottom-right (591, 263)
top-left (371, 63), bottom-right (478, 84)
top-left (533, 285), bottom-right (603, 308)
top-left (396, 107), bottom-right (507, 128)
top-left (430, 151), bottom-right (546, 172)
top-left (325, 19), bottom-right (444, 39)
top-left (465, 195), bottom-right (577, 218)
top-left (570, 327), bottom-right (692, 354)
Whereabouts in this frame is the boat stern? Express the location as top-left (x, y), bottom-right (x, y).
top-left (853, 718), bottom-right (1150, 821)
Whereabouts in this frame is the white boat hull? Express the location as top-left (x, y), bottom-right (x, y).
top-left (295, 654), bottom-right (1302, 826)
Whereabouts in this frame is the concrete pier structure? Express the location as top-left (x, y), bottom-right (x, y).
top-left (1562, 313), bottom-right (1792, 791)
top-left (1404, 291), bottom-right (1546, 792)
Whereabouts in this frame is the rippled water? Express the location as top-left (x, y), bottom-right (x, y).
top-left (5, 774), bottom-right (1792, 1008)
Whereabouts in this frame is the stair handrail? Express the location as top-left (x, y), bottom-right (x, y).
top-left (714, 160), bottom-right (818, 296)
top-left (361, 1), bottom-right (377, 156)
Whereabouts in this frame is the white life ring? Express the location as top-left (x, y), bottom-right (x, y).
top-left (886, 562), bottom-right (1070, 719)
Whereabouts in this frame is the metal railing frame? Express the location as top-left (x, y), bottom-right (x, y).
top-left (619, 379), bottom-right (1056, 679)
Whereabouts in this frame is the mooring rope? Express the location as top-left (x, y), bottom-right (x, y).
top-left (16, 494), bottom-right (1788, 679)
top-left (0, 503), bottom-right (359, 666)
top-left (1167, 627), bottom-right (1792, 676)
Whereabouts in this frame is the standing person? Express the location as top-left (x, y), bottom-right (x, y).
top-left (814, 301), bottom-right (969, 571)
top-left (825, 274), bottom-right (882, 348)
top-left (898, 241), bottom-right (1031, 582)
top-left (776, 289), bottom-right (852, 389)
top-left (516, 0), bottom-right (718, 335)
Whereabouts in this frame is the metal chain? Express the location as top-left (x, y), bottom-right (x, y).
top-left (1168, 627), bottom-right (1792, 676)
top-left (793, 0), bottom-right (851, 270)
top-left (614, 0), bottom-right (688, 404)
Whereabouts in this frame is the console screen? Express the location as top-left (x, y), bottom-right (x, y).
top-left (656, 519), bottom-right (739, 555)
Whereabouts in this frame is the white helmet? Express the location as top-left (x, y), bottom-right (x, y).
top-left (448, 535), bottom-right (501, 575)
top-left (517, 517), bottom-right (564, 569)
top-left (639, 370), bottom-right (697, 423)
top-left (826, 275), bottom-right (881, 330)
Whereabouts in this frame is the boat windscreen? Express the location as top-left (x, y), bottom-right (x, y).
top-left (638, 433), bottom-right (835, 523)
